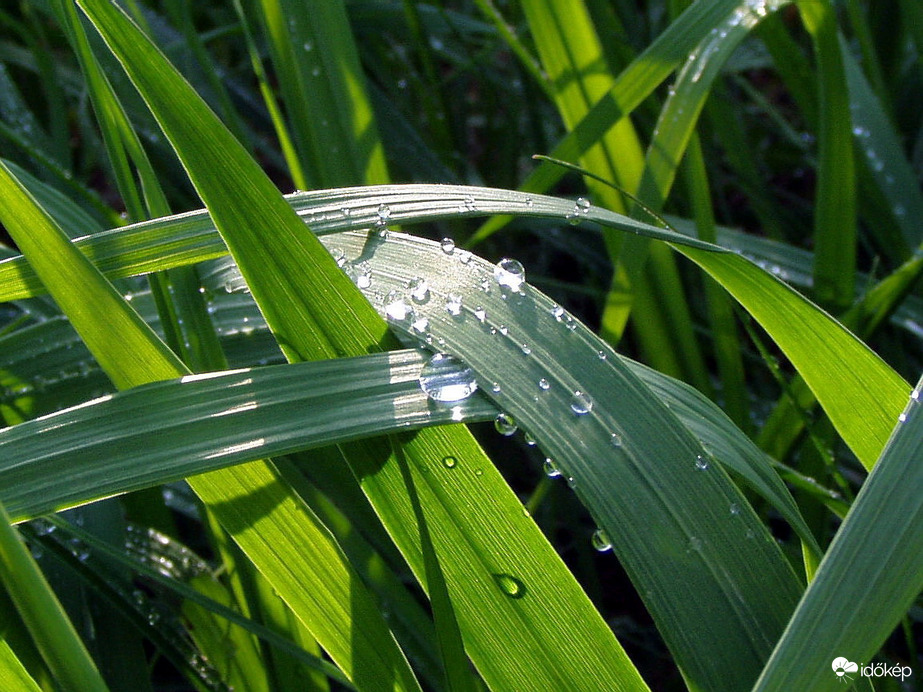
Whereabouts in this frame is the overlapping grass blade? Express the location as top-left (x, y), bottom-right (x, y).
top-left (0, 156), bottom-right (420, 690)
top-left (2, 180), bottom-right (904, 466)
top-left (55, 3), bottom-right (653, 689)
top-left (755, 382), bottom-right (923, 691)
top-left (0, 350), bottom-right (494, 520)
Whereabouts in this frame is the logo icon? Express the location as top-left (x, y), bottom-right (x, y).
top-left (832, 657), bottom-right (859, 683)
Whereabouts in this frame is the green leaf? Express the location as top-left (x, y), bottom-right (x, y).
top-left (0, 641), bottom-right (42, 692)
top-left (754, 381), bottom-right (923, 691)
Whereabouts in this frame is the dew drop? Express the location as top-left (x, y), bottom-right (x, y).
top-left (550, 304), bottom-right (565, 320)
top-left (609, 432), bottom-right (622, 447)
top-left (570, 391), bottom-right (593, 415)
top-left (408, 277), bottom-right (430, 302)
top-left (524, 432), bottom-right (537, 446)
top-left (543, 458), bottom-right (561, 478)
top-left (494, 258), bottom-right (526, 292)
top-left (688, 536), bottom-right (702, 552)
top-left (520, 343), bottom-right (532, 355)
top-left (912, 388), bottom-right (921, 402)
top-left (458, 250), bottom-right (472, 264)
top-left (538, 378), bottom-right (550, 391)
top-left (385, 294), bottom-right (412, 322)
top-left (492, 573), bottom-right (525, 599)
top-left (474, 306), bottom-right (487, 322)
top-left (491, 382), bottom-right (501, 393)
top-left (440, 237), bottom-right (456, 254)
top-left (899, 412), bottom-right (907, 423)
top-left (591, 528), bottom-right (612, 552)
top-left (494, 413), bottom-right (518, 436)
top-left (442, 456), bottom-right (457, 469)
top-left (498, 324), bottom-right (509, 336)
top-left (419, 354), bottom-right (478, 402)
top-left (464, 196), bottom-right (477, 212)
top-left (411, 316), bottom-right (430, 334)
top-left (376, 203), bottom-right (391, 225)
top-left (730, 503), bottom-right (741, 516)
top-left (597, 350), bottom-right (607, 360)
top-left (694, 455), bottom-right (709, 471)
top-left (445, 293), bottom-right (463, 316)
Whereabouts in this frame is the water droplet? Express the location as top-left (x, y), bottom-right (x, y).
top-left (566, 197), bottom-right (591, 225)
top-left (570, 391), bottom-right (593, 415)
top-left (591, 529), bottom-right (612, 552)
top-left (494, 413), bottom-right (518, 436)
top-left (464, 196), bottom-right (477, 212)
top-left (694, 455), bottom-right (709, 471)
top-left (440, 237), bottom-right (456, 254)
top-left (409, 277), bottom-right (430, 302)
top-left (411, 316), bottom-right (429, 334)
top-left (597, 350), bottom-right (607, 360)
top-left (419, 354), bottom-right (478, 402)
top-left (492, 573), bottom-right (525, 599)
top-left (458, 250), bottom-right (472, 264)
top-left (376, 203), bottom-right (391, 226)
top-left (524, 432), bottom-right (537, 446)
top-left (303, 41), bottom-right (313, 51)
top-left (442, 456), bottom-right (457, 469)
top-left (474, 306), bottom-right (487, 322)
top-left (688, 536), bottom-right (702, 552)
top-left (525, 198), bottom-right (534, 208)
top-left (550, 304), bottom-right (565, 320)
top-left (385, 294), bottom-right (412, 321)
top-left (521, 343), bottom-right (532, 355)
top-left (475, 468), bottom-right (483, 477)
top-left (566, 475), bottom-right (577, 488)
top-left (730, 503), bottom-right (741, 515)
top-left (543, 458), bottom-right (561, 477)
top-left (912, 388), bottom-right (920, 402)
top-left (491, 382), bottom-right (501, 393)
top-left (498, 324), bottom-right (509, 336)
top-left (445, 293), bottom-right (463, 316)
top-left (538, 378), bottom-right (550, 391)
top-left (609, 433), bottom-right (622, 447)
top-left (494, 258), bottom-right (526, 293)
top-left (898, 412), bottom-right (907, 423)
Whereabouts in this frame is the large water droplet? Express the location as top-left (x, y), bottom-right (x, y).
top-left (591, 528), bottom-right (612, 552)
top-left (419, 354), bottom-right (477, 402)
top-left (494, 413), bottom-right (518, 436)
top-left (494, 258), bottom-right (525, 293)
top-left (570, 391), bottom-right (593, 416)
top-left (440, 237), bottom-right (456, 254)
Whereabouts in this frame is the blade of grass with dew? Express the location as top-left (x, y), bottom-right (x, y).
top-left (0, 160), bottom-right (421, 691)
top-left (0, 501), bottom-right (109, 692)
top-left (0, 351), bottom-right (495, 520)
top-left (321, 228), bottom-right (804, 690)
top-left (71, 4), bottom-right (659, 689)
top-left (754, 380), bottom-right (923, 691)
top-left (0, 641), bottom-right (41, 692)
top-left (0, 180), bottom-right (910, 464)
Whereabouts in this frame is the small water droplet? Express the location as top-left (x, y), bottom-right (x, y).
top-left (376, 203), bottom-right (391, 225)
top-left (494, 413), bottom-right (518, 436)
top-left (474, 307), bottom-right (487, 322)
top-left (409, 277), bottom-right (430, 302)
top-left (730, 503), bottom-right (741, 515)
top-left (524, 432), bottom-right (537, 446)
top-left (912, 388), bottom-right (920, 401)
top-left (464, 196), bottom-right (477, 212)
top-left (597, 350), bottom-right (607, 360)
top-left (591, 528), bottom-right (612, 552)
top-left (419, 354), bottom-right (477, 402)
top-left (566, 476), bottom-right (577, 488)
top-left (695, 455), bottom-right (709, 471)
top-left (491, 382), bottom-right (501, 393)
top-left (442, 456), bottom-right (457, 469)
top-left (570, 391), bottom-right (593, 415)
top-left (538, 378), bottom-right (550, 391)
top-left (543, 458), bottom-right (561, 478)
top-left (458, 250), bottom-right (472, 264)
top-left (688, 536), bottom-right (702, 552)
top-left (520, 343), bottom-right (532, 355)
top-left (411, 316), bottom-right (429, 334)
top-left (440, 237), bottom-right (456, 254)
top-left (475, 468), bottom-right (483, 476)
top-left (498, 324), bottom-right (509, 336)
top-left (492, 573), bottom-right (525, 599)
top-left (445, 293), bottom-right (463, 316)
top-left (550, 304), bottom-right (565, 320)
top-left (494, 258), bottom-right (526, 293)
top-left (610, 433), bottom-right (622, 447)
top-left (898, 412), bottom-right (907, 423)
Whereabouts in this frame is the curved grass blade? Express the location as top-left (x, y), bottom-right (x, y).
top-left (754, 382), bottom-right (923, 691)
top-left (74, 3), bottom-right (649, 689)
top-left (0, 181), bottom-right (908, 465)
top-left (319, 229), bottom-right (804, 690)
top-left (0, 350), bottom-right (494, 520)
